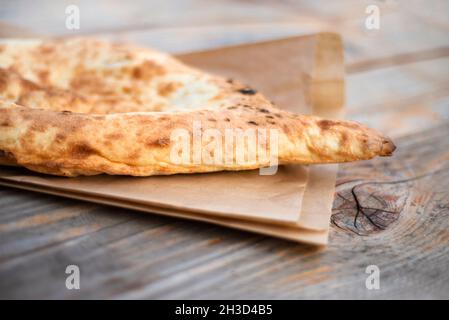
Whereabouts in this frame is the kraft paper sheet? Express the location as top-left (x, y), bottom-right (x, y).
top-left (0, 32), bottom-right (345, 245)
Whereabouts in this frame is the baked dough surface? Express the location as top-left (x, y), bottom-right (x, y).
top-left (0, 38), bottom-right (395, 176)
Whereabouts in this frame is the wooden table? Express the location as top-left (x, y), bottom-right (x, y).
top-left (0, 0), bottom-right (448, 299)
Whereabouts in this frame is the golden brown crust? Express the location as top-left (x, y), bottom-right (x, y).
top-left (0, 38), bottom-right (395, 177)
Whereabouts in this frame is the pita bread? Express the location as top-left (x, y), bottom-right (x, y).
top-left (0, 38), bottom-right (395, 177)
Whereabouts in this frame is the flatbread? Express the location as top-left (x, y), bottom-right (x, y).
top-left (0, 38), bottom-right (395, 177)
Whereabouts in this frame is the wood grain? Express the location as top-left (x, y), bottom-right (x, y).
top-left (0, 0), bottom-right (448, 299)
top-left (0, 125), bottom-right (447, 299)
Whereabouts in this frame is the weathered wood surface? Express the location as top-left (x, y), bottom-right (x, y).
top-left (0, 0), bottom-right (448, 299)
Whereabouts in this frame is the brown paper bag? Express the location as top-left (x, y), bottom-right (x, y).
top-left (0, 33), bottom-right (344, 245)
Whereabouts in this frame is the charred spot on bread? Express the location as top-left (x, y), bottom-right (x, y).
top-left (55, 133), bottom-right (67, 143)
top-left (0, 149), bottom-right (15, 159)
top-left (238, 88), bottom-right (257, 95)
top-left (0, 117), bottom-right (12, 127)
top-left (132, 60), bottom-right (165, 80)
top-left (70, 143), bottom-right (98, 158)
top-left (146, 137), bottom-right (170, 148)
top-left (317, 119), bottom-right (334, 130)
top-left (104, 133), bottom-right (124, 140)
top-left (157, 82), bottom-right (178, 97)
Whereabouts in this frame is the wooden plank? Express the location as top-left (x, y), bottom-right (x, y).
top-left (97, 22), bottom-right (325, 54)
top-left (3, 1), bottom-right (449, 66)
top-left (346, 57), bottom-right (449, 137)
top-left (93, 12), bottom-right (449, 64)
top-left (0, 0), bottom-right (309, 35)
top-left (402, 0), bottom-right (449, 31)
top-left (0, 123), bottom-right (448, 299)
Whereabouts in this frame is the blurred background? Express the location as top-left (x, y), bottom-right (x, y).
top-left (1, 0), bottom-right (448, 139)
top-left (0, 1), bottom-right (448, 56)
